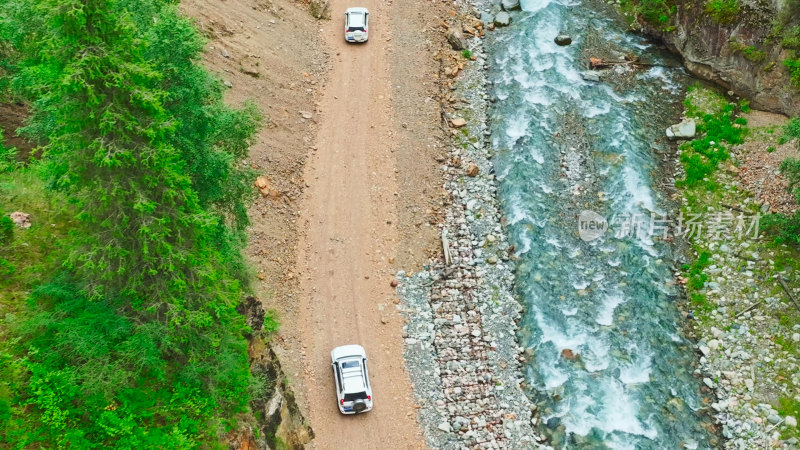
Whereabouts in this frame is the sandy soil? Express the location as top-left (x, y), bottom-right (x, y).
top-left (183, 0), bottom-right (447, 446)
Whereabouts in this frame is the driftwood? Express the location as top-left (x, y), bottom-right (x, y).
top-left (721, 202), bottom-right (745, 213)
top-left (777, 276), bottom-right (800, 311)
top-left (588, 57), bottom-right (654, 70)
top-left (442, 228), bottom-right (452, 266)
top-left (735, 299), bottom-right (764, 318)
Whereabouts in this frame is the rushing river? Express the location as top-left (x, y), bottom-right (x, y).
top-left (487, 0), bottom-right (717, 448)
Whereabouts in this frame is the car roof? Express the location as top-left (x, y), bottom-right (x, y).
top-left (345, 8), bottom-right (367, 27)
top-left (331, 344), bottom-right (366, 361)
top-left (341, 363), bottom-right (367, 393)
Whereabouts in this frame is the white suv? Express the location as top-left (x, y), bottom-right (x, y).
top-left (331, 344), bottom-right (373, 414)
top-left (344, 7), bottom-right (369, 43)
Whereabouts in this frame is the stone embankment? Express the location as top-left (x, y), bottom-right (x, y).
top-left (398, 3), bottom-right (546, 448)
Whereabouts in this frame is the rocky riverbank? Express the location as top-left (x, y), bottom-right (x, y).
top-left (674, 87), bottom-right (800, 448)
top-left (398, 2), bottom-right (546, 448)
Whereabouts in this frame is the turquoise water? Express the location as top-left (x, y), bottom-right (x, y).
top-left (487, 0), bottom-right (717, 448)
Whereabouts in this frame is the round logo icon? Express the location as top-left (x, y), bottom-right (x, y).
top-left (578, 210), bottom-right (608, 242)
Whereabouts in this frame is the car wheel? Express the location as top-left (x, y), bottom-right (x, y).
top-left (352, 400), bottom-right (367, 413)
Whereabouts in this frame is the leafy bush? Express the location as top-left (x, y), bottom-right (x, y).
top-left (786, 57), bottom-right (800, 89)
top-left (705, 0), bottom-right (740, 25)
top-left (620, 0), bottom-right (677, 30)
top-left (782, 117), bottom-right (800, 146)
top-left (677, 102), bottom-right (746, 187)
top-left (2, 276), bottom-right (250, 447)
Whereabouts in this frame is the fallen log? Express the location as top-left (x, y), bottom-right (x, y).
top-left (735, 299), bottom-right (764, 318)
top-left (588, 57), bottom-right (654, 70)
top-left (777, 276), bottom-right (800, 311)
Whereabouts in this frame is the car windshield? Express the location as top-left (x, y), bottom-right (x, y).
top-left (343, 391), bottom-right (368, 402)
top-left (341, 361), bottom-right (360, 369)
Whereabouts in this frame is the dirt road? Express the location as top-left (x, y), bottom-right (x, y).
top-left (294, 1), bottom-right (425, 448)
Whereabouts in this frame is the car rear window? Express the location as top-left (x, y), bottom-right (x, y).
top-left (344, 391), bottom-right (368, 401)
top-left (341, 361), bottom-right (360, 369)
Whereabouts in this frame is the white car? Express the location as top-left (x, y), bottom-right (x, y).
top-left (331, 344), bottom-right (373, 414)
top-left (344, 7), bottom-right (369, 43)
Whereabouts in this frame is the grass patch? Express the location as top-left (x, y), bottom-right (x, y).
top-left (0, 168), bottom-right (75, 318)
top-left (676, 90), bottom-right (747, 188)
top-left (461, 49), bottom-right (472, 59)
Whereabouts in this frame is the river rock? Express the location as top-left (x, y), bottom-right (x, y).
top-left (451, 117), bottom-right (467, 128)
top-left (446, 27), bottom-right (466, 51)
top-left (580, 71), bottom-right (600, 82)
top-left (494, 12), bottom-right (512, 27)
top-left (792, 332), bottom-right (800, 342)
top-left (768, 414), bottom-right (782, 425)
top-left (554, 33), bottom-right (572, 46)
top-left (437, 421), bottom-right (451, 432)
top-left (501, 0), bottom-right (520, 10)
top-left (467, 163), bottom-right (479, 177)
top-left (785, 416), bottom-right (798, 427)
top-left (666, 119), bottom-right (696, 139)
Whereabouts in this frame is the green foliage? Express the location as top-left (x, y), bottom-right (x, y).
top-left (676, 102), bottom-right (747, 187)
top-left (688, 250), bottom-right (711, 290)
top-left (3, 276), bottom-right (250, 447)
top-left (620, 0), bottom-right (676, 31)
top-left (779, 26), bottom-right (800, 89)
top-left (782, 26), bottom-right (800, 50)
top-left (461, 49), bottom-right (472, 59)
top-left (0, 127), bottom-right (16, 173)
top-left (738, 99), bottom-right (751, 113)
top-left (705, 0), bottom-right (740, 25)
top-left (728, 40), bottom-right (766, 62)
top-left (0, 0), bottom-right (271, 446)
top-left (782, 117), bottom-right (800, 146)
top-left (778, 396), bottom-right (800, 439)
top-left (0, 213), bottom-right (11, 244)
top-left (786, 57), bottom-right (800, 89)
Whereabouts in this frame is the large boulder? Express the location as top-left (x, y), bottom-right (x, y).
top-left (501, 0), bottom-right (520, 10)
top-left (309, 0), bottom-right (331, 19)
top-left (554, 33), bottom-right (572, 46)
top-left (666, 119), bottom-right (697, 139)
top-left (494, 12), bottom-right (512, 27)
top-left (446, 27), bottom-right (466, 51)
